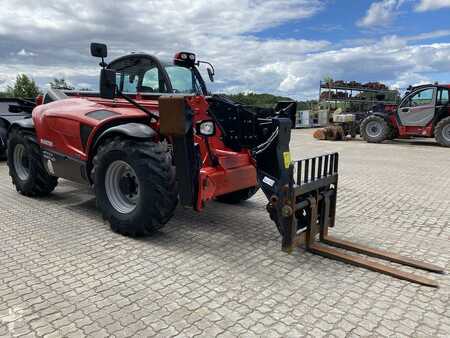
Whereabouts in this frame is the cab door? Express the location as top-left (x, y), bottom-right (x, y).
top-left (398, 87), bottom-right (436, 126)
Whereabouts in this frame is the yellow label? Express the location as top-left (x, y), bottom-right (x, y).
top-left (283, 152), bottom-right (292, 169)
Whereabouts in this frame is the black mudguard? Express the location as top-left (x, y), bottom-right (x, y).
top-left (93, 122), bottom-right (157, 149)
top-left (1, 117), bottom-right (33, 158)
top-left (370, 112), bottom-right (391, 122)
top-left (9, 117), bottom-right (35, 131)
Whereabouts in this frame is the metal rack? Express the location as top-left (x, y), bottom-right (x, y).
top-left (317, 81), bottom-right (400, 126)
top-left (319, 81), bottom-right (399, 106)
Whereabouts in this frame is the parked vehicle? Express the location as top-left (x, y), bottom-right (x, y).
top-left (0, 98), bottom-right (35, 159)
top-left (361, 84), bottom-right (450, 147)
top-left (5, 43), bottom-right (443, 287)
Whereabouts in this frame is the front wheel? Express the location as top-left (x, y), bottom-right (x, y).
top-left (435, 117), bottom-right (450, 147)
top-left (92, 137), bottom-right (178, 237)
top-left (7, 128), bottom-right (58, 196)
top-left (360, 116), bottom-right (389, 143)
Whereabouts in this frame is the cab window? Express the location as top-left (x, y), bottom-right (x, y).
top-left (110, 56), bottom-right (165, 93)
top-left (409, 88), bottom-right (435, 107)
top-left (118, 74), bottom-right (138, 93)
top-left (142, 68), bottom-right (160, 92)
top-left (438, 88), bottom-right (449, 105)
top-left (165, 65), bottom-right (199, 94)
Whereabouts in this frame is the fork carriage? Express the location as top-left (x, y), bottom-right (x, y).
top-left (258, 119), bottom-right (443, 287)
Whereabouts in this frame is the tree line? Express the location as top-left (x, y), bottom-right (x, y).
top-left (227, 92), bottom-right (317, 110)
top-left (0, 74), bottom-right (78, 99)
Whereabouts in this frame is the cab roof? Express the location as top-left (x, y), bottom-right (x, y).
top-left (409, 83), bottom-right (450, 91)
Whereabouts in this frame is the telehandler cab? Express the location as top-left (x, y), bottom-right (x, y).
top-left (7, 43), bottom-right (443, 287)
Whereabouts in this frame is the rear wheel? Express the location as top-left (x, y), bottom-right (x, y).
top-left (435, 117), bottom-right (450, 147)
top-left (7, 128), bottom-right (58, 196)
top-left (216, 186), bottom-right (259, 204)
top-left (361, 116), bottom-right (389, 143)
top-left (92, 136), bottom-right (178, 237)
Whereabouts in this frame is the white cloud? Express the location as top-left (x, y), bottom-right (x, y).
top-left (0, 0), bottom-right (327, 93)
top-left (16, 49), bottom-right (36, 57)
top-left (222, 40), bottom-right (450, 98)
top-left (415, 0), bottom-right (450, 12)
top-left (357, 0), bottom-right (404, 28)
top-left (0, 1), bottom-right (449, 100)
top-left (405, 29), bottom-right (450, 41)
top-left (388, 72), bottom-right (431, 90)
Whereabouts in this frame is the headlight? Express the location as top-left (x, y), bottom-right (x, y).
top-left (198, 121), bottom-right (215, 136)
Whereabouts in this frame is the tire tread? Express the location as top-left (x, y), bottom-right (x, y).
top-left (7, 128), bottom-right (58, 197)
top-left (435, 116), bottom-right (450, 147)
top-left (361, 115), bottom-right (389, 143)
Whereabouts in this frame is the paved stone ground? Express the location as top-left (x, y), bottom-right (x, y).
top-left (0, 129), bottom-right (449, 338)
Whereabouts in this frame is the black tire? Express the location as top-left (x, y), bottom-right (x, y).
top-left (435, 117), bottom-right (450, 147)
top-left (7, 128), bottom-right (58, 196)
top-left (92, 136), bottom-right (178, 237)
top-left (360, 116), bottom-right (389, 143)
top-left (0, 122), bottom-right (8, 160)
top-left (216, 186), bottom-right (259, 204)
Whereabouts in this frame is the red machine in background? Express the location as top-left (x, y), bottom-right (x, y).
top-left (361, 84), bottom-right (450, 146)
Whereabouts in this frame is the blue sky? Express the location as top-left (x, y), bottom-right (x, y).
top-left (0, 0), bottom-right (450, 99)
top-left (256, 1), bottom-right (450, 44)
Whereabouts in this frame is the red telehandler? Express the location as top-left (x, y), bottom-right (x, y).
top-left (361, 84), bottom-right (450, 146)
top-left (6, 43), bottom-right (443, 286)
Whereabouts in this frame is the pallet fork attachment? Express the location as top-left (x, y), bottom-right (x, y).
top-left (258, 118), bottom-right (444, 287)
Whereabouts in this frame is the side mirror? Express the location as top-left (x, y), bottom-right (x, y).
top-left (100, 69), bottom-right (116, 99)
top-left (91, 42), bottom-right (107, 58)
top-left (207, 68), bottom-right (214, 82)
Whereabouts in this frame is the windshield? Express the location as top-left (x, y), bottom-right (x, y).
top-left (108, 55), bottom-right (203, 94)
top-left (165, 65), bottom-right (202, 94)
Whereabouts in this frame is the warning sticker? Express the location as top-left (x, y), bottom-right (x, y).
top-left (283, 151), bottom-right (292, 169)
top-left (262, 176), bottom-right (275, 187)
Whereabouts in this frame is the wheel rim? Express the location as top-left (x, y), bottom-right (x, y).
top-left (105, 160), bottom-right (140, 214)
top-left (13, 144), bottom-right (30, 181)
top-left (366, 121), bottom-right (382, 138)
top-left (442, 124), bottom-right (450, 142)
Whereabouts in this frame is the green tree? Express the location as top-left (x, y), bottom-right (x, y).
top-left (6, 74), bottom-right (41, 98)
top-left (49, 78), bottom-right (74, 90)
top-left (226, 93), bottom-right (294, 108)
top-left (225, 92), bottom-right (318, 111)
